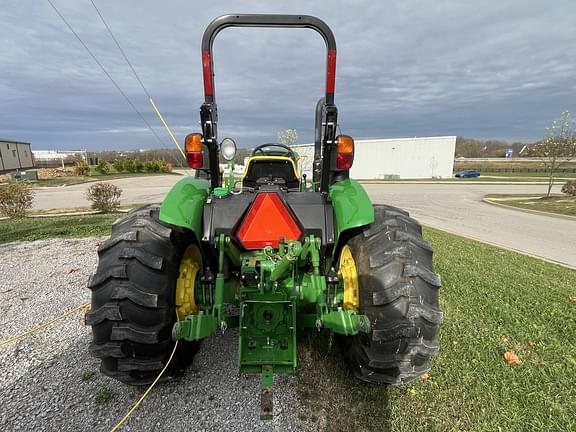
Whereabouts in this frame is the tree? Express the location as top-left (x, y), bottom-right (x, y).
top-left (533, 111), bottom-right (576, 197)
top-left (277, 129), bottom-right (298, 147)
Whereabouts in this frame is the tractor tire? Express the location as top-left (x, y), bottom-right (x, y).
top-left (86, 205), bottom-right (199, 385)
top-left (341, 204), bottom-right (443, 384)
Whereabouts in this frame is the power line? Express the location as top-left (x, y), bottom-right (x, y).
top-left (88, 0), bottom-right (152, 100)
top-left (45, 0), bottom-right (173, 154)
top-left (87, 0), bottom-right (186, 162)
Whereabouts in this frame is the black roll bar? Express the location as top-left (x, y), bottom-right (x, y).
top-left (199, 14), bottom-right (338, 191)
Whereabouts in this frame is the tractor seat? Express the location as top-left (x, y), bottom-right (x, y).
top-left (243, 159), bottom-right (300, 190)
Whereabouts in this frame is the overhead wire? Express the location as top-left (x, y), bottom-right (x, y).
top-left (88, 0), bottom-right (152, 100)
top-left (88, 0), bottom-right (187, 162)
top-left (45, 0), bottom-right (185, 166)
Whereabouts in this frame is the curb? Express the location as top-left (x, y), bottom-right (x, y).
top-left (482, 198), bottom-right (576, 222)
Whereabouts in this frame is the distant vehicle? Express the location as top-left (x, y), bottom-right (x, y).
top-left (455, 169), bottom-right (480, 178)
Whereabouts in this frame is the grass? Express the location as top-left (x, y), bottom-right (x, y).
top-left (95, 388), bottom-right (114, 405)
top-left (0, 213), bottom-right (117, 243)
top-left (454, 161), bottom-right (576, 171)
top-left (81, 371), bottom-right (95, 382)
top-left (480, 171), bottom-right (576, 178)
top-left (359, 177), bottom-right (551, 183)
top-left (30, 170), bottom-right (181, 188)
top-left (298, 227), bottom-right (576, 432)
top-left (486, 194), bottom-right (576, 217)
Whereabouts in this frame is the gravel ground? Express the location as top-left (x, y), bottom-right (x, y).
top-left (0, 238), bottom-right (314, 431)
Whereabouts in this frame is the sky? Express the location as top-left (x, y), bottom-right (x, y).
top-left (1, 0), bottom-right (575, 151)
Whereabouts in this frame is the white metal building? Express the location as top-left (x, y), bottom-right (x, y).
top-left (292, 136), bottom-right (456, 179)
top-left (0, 139), bottom-right (34, 173)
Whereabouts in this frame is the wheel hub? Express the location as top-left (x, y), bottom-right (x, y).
top-left (339, 245), bottom-right (359, 311)
top-left (175, 245), bottom-right (202, 319)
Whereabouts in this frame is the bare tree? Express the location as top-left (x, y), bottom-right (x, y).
top-left (277, 129), bottom-right (298, 147)
top-left (534, 111), bottom-right (576, 197)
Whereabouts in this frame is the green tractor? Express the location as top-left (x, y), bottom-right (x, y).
top-left (86, 14), bottom-right (442, 419)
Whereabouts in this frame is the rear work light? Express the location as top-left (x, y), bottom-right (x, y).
top-left (185, 133), bottom-right (204, 169)
top-left (335, 134), bottom-right (354, 170)
top-left (237, 193), bottom-right (302, 250)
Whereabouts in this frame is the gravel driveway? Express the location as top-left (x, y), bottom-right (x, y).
top-left (0, 238), bottom-right (313, 431)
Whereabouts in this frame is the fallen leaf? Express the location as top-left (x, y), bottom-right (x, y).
top-left (569, 295), bottom-right (576, 303)
top-left (419, 372), bottom-right (430, 382)
top-left (95, 240), bottom-right (102, 247)
top-left (527, 340), bottom-right (535, 348)
top-left (78, 304), bottom-right (91, 324)
top-left (408, 387), bottom-right (417, 397)
top-left (67, 267), bottom-right (78, 274)
top-left (504, 351), bottom-right (522, 365)
top-left (501, 335), bottom-right (510, 343)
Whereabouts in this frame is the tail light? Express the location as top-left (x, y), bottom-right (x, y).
top-left (185, 133), bottom-right (204, 169)
top-left (336, 135), bottom-right (354, 170)
top-left (237, 193), bottom-right (301, 250)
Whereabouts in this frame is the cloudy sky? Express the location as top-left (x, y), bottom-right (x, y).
top-left (1, 0), bottom-right (575, 151)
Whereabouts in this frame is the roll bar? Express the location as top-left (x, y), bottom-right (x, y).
top-left (201, 14), bottom-right (337, 105)
top-left (199, 14), bottom-right (338, 191)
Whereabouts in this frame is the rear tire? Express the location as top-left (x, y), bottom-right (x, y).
top-left (86, 205), bottom-right (199, 385)
top-left (341, 205), bottom-right (443, 384)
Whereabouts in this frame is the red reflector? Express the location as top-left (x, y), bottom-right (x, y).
top-left (336, 152), bottom-right (353, 170)
top-left (186, 152), bottom-right (203, 169)
top-left (202, 50), bottom-right (213, 96)
top-left (326, 49), bottom-right (337, 94)
top-left (237, 193), bottom-right (301, 249)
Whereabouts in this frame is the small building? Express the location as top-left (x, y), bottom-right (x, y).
top-left (292, 136), bottom-right (456, 179)
top-left (0, 139), bottom-right (34, 173)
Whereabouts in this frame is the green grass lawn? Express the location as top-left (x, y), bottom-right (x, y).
top-left (0, 214), bottom-right (117, 243)
top-left (480, 171), bottom-right (576, 178)
top-left (486, 194), bottom-right (576, 217)
top-left (298, 227), bottom-right (576, 431)
top-left (30, 171), bottom-right (181, 188)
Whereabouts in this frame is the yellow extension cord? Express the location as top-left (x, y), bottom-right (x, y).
top-left (0, 302), bottom-right (179, 432)
top-left (0, 303), bottom-right (90, 347)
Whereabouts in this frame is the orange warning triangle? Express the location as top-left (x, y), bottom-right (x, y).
top-left (237, 193), bottom-right (301, 249)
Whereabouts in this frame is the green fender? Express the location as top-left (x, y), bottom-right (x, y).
top-left (159, 177), bottom-right (210, 239)
top-left (329, 178), bottom-right (374, 241)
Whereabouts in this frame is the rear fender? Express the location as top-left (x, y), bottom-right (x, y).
top-left (159, 177), bottom-right (210, 239)
top-left (329, 178), bottom-right (374, 249)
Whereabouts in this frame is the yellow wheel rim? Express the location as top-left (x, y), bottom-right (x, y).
top-left (175, 244), bottom-right (202, 319)
top-left (339, 245), bottom-right (359, 312)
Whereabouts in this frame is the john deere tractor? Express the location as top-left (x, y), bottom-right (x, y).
top-left (86, 14), bottom-right (442, 418)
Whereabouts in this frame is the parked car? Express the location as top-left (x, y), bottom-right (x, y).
top-left (455, 170), bottom-right (480, 178)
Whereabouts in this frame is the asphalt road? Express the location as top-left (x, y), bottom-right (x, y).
top-left (32, 176), bottom-right (574, 268)
top-left (364, 183), bottom-right (574, 268)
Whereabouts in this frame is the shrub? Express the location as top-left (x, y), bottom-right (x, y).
top-left (86, 182), bottom-right (122, 212)
top-left (112, 159), bottom-right (125, 173)
top-left (73, 159), bottom-right (89, 176)
top-left (95, 160), bottom-right (111, 175)
top-left (124, 159), bottom-right (136, 173)
top-left (144, 160), bottom-right (159, 173)
top-left (159, 161), bottom-right (172, 173)
top-left (134, 159), bottom-right (144, 173)
top-left (0, 182), bottom-right (35, 218)
top-left (562, 180), bottom-right (576, 196)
